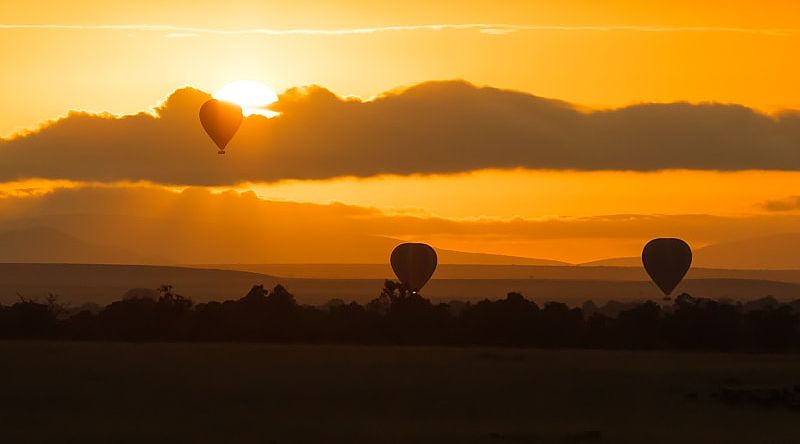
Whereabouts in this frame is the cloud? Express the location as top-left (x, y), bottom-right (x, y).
top-left (761, 196), bottom-right (800, 211)
top-left (2, 81), bottom-right (800, 186)
top-left (164, 32), bottom-right (200, 38)
top-left (479, 28), bottom-right (516, 36)
top-left (2, 185), bottom-right (800, 264)
top-left (1, 23), bottom-right (794, 36)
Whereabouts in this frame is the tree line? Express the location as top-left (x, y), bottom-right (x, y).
top-left (2, 280), bottom-right (800, 352)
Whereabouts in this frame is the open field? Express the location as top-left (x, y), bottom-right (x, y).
top-left (1, 342), bottom-right (799, 443)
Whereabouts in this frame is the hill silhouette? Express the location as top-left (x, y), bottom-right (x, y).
top-left (0, 227), bottom-right (166, 264)
top-left (3, 185), bottom-right (800, 268)
top-left (4, 263), bottom-right (800, 307)
top-left (693, 233), bottom-right (800, 269)
top-left (584, 232), bottom-right (800, 270)
top-left (7, 217), bottom-right (800, 270)
top-left (199, 263), bottom-right (800, 283)
top-left (0, 218), bottom-right (565, 265)
top-left (581, 257), bottom-right (643, 267)
top-left (0, 264), bottom-right (278, 305)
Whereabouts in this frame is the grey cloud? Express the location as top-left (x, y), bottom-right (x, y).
top-left (761, 196), bottom-right (800, 211)
top-left (2, 80), bottom-right (800, 186)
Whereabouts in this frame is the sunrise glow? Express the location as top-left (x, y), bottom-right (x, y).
top-left (213, 80), bottom-right (279, 117)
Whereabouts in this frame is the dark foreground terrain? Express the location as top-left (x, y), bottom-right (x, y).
top-left (1, 342), bottom-right (799, 443)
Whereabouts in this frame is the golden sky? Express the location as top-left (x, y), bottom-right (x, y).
top-left (245, 170), bottom-right (800, 219)
top-left (2, 1), bottom-right (800, 264)
top-left (3, 0), bottom-right (800, 137)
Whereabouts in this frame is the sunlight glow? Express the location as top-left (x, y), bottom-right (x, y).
top-left (213, 80), bottom-right (279, 117)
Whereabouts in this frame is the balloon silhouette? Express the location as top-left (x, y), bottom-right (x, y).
top-left (199, 99), bottom-right (243, 154)
top-left (642, 238), bottom-right (692, 296)
top-left (390, 243), bottom-right (438, 292)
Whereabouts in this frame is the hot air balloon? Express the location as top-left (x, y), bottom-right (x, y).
top-left (390, 243), bottom-right (438, 293)
top-left (199, 99), bottom-right (243, 154)
top-left (642, 238), bottom-right (692, 296)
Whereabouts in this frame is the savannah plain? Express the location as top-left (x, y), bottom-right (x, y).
top-left (2, 342), bottom-right (799, 443)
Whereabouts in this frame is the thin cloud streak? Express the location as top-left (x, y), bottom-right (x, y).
top-left (0, 23), bottom-right (795, 37)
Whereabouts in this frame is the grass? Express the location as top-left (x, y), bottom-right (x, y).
top-left (1, 342), bottom-right (799, 443)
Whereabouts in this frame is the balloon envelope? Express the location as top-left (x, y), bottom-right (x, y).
top-left (642, 238), bottom-right (692, 296)
top-left (199, 99), bottom-right (243, 154)
top-left (390, 243), bottom-right (438, 292)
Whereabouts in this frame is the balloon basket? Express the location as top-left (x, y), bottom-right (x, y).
top-left (217, 150), bottom-right (226, 155)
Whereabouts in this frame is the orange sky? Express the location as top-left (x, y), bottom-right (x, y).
top-left (243, 170), bottom-right (800, 219)
top-left (2, 1), bottom-right (800, 264)
top-left (3, 1), bottom-right (800, 137)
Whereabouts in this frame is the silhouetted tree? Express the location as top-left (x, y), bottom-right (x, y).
top-left (537, 302), bottom-right (585, 347)
top-left (749, 305), bottom-right (800, 351)
top-left (366, 280), bottom-right (450, 344)
top-left (323, 301), bottom-right (380, 343)
top-left (459, 292), bottom-right (539, 345)
top-left (366, 280), bottom-right (412, 315)
top-left (664, 294), bottom-right (749, 350)
top-left (4, 282), bottom-right (800, 352)
top-left (613, 301), bottom-right (662, 349)
top-left (0, 297), bottom-right (57, 339)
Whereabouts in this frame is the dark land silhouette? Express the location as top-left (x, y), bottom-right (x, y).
top-left (6, 263), bottom-right (800, 307)
top-left (197, 262), bottom-right (800, 282)
top-left (2, 341), bottom-right (800, 444)
top-left (3, 280), bottom-right (800, 352)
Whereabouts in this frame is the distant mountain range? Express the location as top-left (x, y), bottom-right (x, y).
top-left (2, 220), bottom-right (800, 270)
top-left (191, 263), bottom-right (800, 284)
top-left (0, 227), bottom-right (166, 264)
top-left (0, 221), bottom-right (564, 266)
top-left (583, 233), bottom-right (800, 270)
top-left (3, 263), bottom-right (800, 307)
top-left (693, 233), bottom-right (800, 269)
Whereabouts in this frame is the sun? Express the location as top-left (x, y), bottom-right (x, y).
top-left (213, 80), bottom-right (279, 117)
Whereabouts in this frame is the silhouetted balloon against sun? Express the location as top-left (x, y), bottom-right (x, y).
top-left (199, 99), bottom-right (243, 154)
top-left (390, 243), bottom-right (438, 292)
top-left (642, 238), bottom-right (692, 296)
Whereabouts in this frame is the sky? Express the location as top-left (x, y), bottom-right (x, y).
top-left (2, 1), bottom-right (800, 264)
top-left (4, 0), bottom-right (800, 137)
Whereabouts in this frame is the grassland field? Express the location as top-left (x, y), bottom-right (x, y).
top-left (1, 342), bottom-right (799, 443)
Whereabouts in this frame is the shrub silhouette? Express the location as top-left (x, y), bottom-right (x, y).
top-left (0, 297), bottom-right (57, 339)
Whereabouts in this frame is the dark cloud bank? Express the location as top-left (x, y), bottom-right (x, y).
top-left (2, 80), bottom-right (799, 185)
